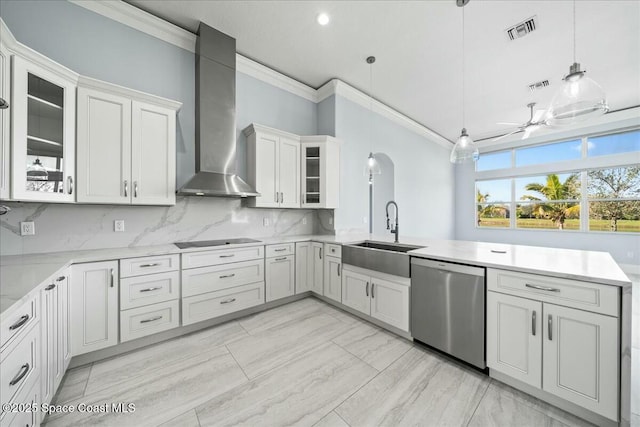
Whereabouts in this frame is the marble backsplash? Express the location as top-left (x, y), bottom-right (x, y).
top-left (0, 197), bottom-right (335, 256)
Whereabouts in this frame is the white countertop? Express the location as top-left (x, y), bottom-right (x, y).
top-left (1, 233), bottom-right (631, 320)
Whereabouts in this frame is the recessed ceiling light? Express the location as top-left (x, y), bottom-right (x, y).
top-left (317, 13), bottom-right (330, 26)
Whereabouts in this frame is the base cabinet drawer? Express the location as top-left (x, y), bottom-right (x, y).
top-left (182, 260), bottom-right (264, 297)
top-left (1, 294), bottom-right (38, 350)
top-left (120, 271), bottom-right (180, 310)
top-left (182, 246), bottom-right (264, 269)
top-left (182, 282), bottom-right (264, 326)
top-left (0, 323), bottom-right (39, 410)
top-left (120, 254), bottom-right (179, 278)
top-left (120, 300), bottom-right (179, 343)
top-left (0, 378), bottom-right (39, 427)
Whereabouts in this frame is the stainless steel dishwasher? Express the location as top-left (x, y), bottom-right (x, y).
top-left (410, 258), bottom-right (486, 369)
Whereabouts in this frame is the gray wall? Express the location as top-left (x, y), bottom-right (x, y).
top-left (0, 0), bottom-right (325, 255)
top-left (333, 95), bottom-right (455, 239)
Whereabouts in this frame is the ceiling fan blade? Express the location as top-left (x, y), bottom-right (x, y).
top-left (493, 129), bottom-right (522, 142)
top-left (496, 122), bottom-right (521, 126)
top-left (532, 110), bottom-right (546, 123)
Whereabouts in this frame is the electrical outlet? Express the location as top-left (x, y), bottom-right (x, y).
top-left (263, 217), bottom-right (270, 227)
top-left (114, 220), bottom-right (125, 232)
top-left (328, 217), bottom-right (333, 225)
top-left (302, 217), bottom-right (307, 225)
top-left (20, 221), bottom-right (35, 236)
top-left (362, 217), bottom-right (368, 224)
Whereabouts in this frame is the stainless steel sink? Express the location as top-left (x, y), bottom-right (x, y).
top-left (342, 240), bottom-right (424, 278)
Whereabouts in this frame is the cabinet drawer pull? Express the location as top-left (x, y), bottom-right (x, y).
top-left (532, 311), bottom-right (536, 336)
top-left (366, 282), bottom-right (369, 297)
top-left (548, 315), bottom-right (553, 340)
top-left (45, 284), bottom-right (56, 291)
top-left (220, 298), bottom-right (236, 305)
top-left (56, 276), bottom-right (66, 282)
top-left (219, 273), bottom-right (236, 279)
top-left (110, 269), bottom-right (114, 288)
top-left (219, 254), bottom-right (235, 258)
top-left (274, 248), bottom-right (287, 252)
top-left (140, 287), bottom-right (162, 293)
top-left (525, 283), bottom-right (560, 292)
top-left (139, 263), bottom-right (160, 268)
top-left (9, 363), bottom-right (30, 386)
top-left (140, 316), bottom-right (162, 324)
top-left (67, 176), bottom-right (73, 195)
top-left (275, 257), bottom-right (287, 261)
top-left (9, 315), bottom-right (29, 331)
top-left (371, 283), bottom-right (375, 298)
top-left (124, 180), bottom-right (128, 198)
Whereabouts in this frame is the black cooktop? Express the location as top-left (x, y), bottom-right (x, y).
top-left (174, 238), bottom-right (262, 249)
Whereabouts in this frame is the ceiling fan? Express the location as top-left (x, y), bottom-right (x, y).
top-left (493, 102), bottom-right (548, 141)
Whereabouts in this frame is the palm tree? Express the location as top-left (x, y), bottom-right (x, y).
top-left (521, 174), bottom-right (580, 229)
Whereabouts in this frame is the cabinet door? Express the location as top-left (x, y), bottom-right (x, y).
top-left (70, 261), bottom-right (119, 356)
top-left (370, 277), bottom-right (410, 332)
top-left (487, 292), bottom-right (542, 388)
top-left (40, 281), bottom-right (59, 405)
top-left (76, 87), bottom-right (131, 204)
top-left (253, 133), bottom-right (279, 208)
top-left (265, 255), bottom-right (295, 302)
top-left (341, 268), bottom-right (370, 315)
top-left (323, 255), bottom-right (342, 302)
top-left (543, 303), bottom-right (618, 420)
top-left (301, 144), bottom-right (322, 207)
top-left (311, 242), bottom-right (324, 294)
top-left (11, 56), bottom-right (76, 202)
top-left (295, 242), bottom-right (311, 293)
top-left (0, 44), bottom-right (9, 200)
top-left (131, 101), bottom-right (176, 205)
top-left (278, 137), bottom-right (300, 208)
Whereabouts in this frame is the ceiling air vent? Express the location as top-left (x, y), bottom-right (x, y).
top-left (505, 16), bottom-right (538, 41)
top-left (528, 79), bottom-right (550, 92)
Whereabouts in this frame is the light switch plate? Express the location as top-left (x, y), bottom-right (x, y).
top-left (114, 220), bottom-right (125, 232)
top-left (302, 217), bottom-right (307, 225)
top-left (20, 221), bottom-right (35, 236)
top-left (263, 217), bottom-right (270, 227)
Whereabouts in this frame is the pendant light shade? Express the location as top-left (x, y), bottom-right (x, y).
top-left (365, 152), bottom-right (382, 176)
top-left (546, 62), bottom-right (609, 126)
top-left (450, 128), bottom-right (479, 163)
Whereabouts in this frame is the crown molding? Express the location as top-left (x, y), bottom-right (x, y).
top-left (78, 76), bottom-right (182, 110)
top-left (68, 0), bottom-right (197, 52)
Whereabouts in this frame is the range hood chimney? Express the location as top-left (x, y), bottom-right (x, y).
top-left (178, 23), bottom-right (259, 197)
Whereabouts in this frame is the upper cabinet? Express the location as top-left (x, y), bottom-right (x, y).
top-left (300, 136), bottom-right (340, 209)
top-left (11, 54), bottom-right (77, 203)
top-left (0, 41), bottom-right (10, 200)
top-left (76, 78), bottom-right (180, 205)
top-left (245, 124), bottom-right (300, 208)
top-left (244, 124), bottom-right (341, 209)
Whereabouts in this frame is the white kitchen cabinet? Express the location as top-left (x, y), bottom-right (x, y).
top-left (300, 136), bottom-right (340, 208)
top-left (323, 255), bottom-right (342, 302)
top-left (245, 124), bottom-right (300, 208)
top-left (11, 55), bottom-right (77, 202)
top-left (295, 242), bottom-right (312, 293)
top-left (70, 261), bottom-right (119, 356)
top-left (0, 41), bottom-right (10, 200)
top-left (311, 242), bottom-right (324, 294)
top-left (76, 78), bottom-right (179, 205)
top-left (341, 265), bottom-right (410, 332)
top-left (487, 292), bottom-right (542, 388)
top-left (543, 303), bottom-right (618, 420)
top-left (266, 254), bottom-right (295, 302)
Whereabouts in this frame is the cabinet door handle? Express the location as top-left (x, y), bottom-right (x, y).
top-left (124, 180), bottom-right (128, 198)
top-left (532, 311), bottom-right (536, 336)
top-left (275, 257), bottom-right (287, 261)
top-left (371, 283), bottom-right (375, 298)
top-left (280, 192), bottom-right (284, 203)
top-left (134, 181), bottom-right (138, 198)
top-left (319, 248), bottom-right (322, 260)
top-left (140, 316), bottom-right (162, 324)
top-left (302, 192), bottom-right (305, 204)
top-left (275, 192), bottom-right (278, 203)
top-left (337, 263), bottom-right (341, 277)
top-left (219, 254), bottom-right (235, 258)
top-left (45, 284), bottom-right (56, 291)
top-left (9, 315), bottom-right (29, 331)
top-left (67, 176), bottom-right (73, 195)
top-left (139, 263), bottom-right (160, 268)
top-left (525, 283), bottom-right (560, 293)
top-left (140, 287), bottom-right (162, 293)
top-left (110, 269), bottom-right (114, 288)
top-left (220, 298), bottom-right (236, 305)
top-left (366, 282), bottom-right (369, 297)
top-left (9, 363), bottom-right (30, 386)
top-left (548, 315), bottom-right (552, 341)
top-left (56, 276), bottom-right (66, 282)
top-left (219, 273), bottom-right (235, 279)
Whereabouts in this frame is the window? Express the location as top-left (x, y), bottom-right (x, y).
top-left (475, 129), bottom-right (640, 233)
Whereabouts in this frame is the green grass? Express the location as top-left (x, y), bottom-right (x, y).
top-left (477, 217), bottom-right (640, 232)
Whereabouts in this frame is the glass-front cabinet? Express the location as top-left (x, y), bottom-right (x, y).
top-left (300, 136), bottom-right (341, 209)
top-left (11, 55), bottom-right (76, 202)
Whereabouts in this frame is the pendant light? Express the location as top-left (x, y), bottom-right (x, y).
top-left (450, 1), bottom-right (479, 164)
top-left (546, 0), bottom-right (608, 126)
top-left (364, 56), bottom-right (382, 179)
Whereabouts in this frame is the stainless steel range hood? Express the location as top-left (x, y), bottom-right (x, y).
top-left (178, 23), bottom-right (259, 197)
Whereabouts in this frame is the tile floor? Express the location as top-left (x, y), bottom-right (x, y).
top-left (45, 280), bottom-right (639, 427)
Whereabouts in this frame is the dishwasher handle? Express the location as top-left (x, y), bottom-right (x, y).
top-left (411, 258), bottom-right (485, 277)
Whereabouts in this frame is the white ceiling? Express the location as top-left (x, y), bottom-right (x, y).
top-left (126, 0), bottom-right (640, 143)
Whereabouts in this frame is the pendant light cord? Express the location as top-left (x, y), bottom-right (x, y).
top-left (462, 6), bottom-right (465, 129)
top-left (573, 0), bottom-right (576, 63)
top-left (370, 60), bottom-right (373, 154)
